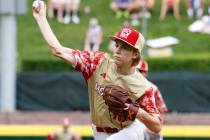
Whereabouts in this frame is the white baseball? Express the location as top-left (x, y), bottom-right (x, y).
top-left (32, 0), bottom-right (44, 12)
top-left (32, 0), bottom-right (40, 9)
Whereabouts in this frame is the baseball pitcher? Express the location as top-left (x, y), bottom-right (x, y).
top-left (32, 1), bottom-right (162, 139)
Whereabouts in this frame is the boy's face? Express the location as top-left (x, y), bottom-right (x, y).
top-left (113, 40), bottom-right (138, 67)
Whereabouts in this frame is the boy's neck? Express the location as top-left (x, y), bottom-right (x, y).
top-left (116, 66), bottom-right (135, 75)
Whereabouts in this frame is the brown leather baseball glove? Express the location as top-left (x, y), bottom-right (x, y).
top-left (103, 85), bottom-right (139, 121)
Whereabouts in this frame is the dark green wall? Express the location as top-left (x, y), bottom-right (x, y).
top-left (17, 72), bottom-right (210, 112)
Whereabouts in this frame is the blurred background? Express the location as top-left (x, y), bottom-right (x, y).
top-left (0, 0), bottom-right (210, 140)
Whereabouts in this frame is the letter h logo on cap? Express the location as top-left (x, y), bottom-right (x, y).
top-left (119, 28), bottom-right (132, 38)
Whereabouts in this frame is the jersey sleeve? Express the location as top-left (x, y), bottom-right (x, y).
top-left (72, 50), bottom-right (105, 80)
top-left (155, 88), bottom-right (168, 113)
top-left (137, 87), bottom-right (160, 117)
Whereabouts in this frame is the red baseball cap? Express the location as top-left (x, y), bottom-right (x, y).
top-left (137, 59), bottom-right (148, 73)
top-left (110, 28), bottom-right (145, 53)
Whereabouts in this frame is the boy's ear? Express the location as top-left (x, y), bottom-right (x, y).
top-left (133, 50), bottom-right (139, 59)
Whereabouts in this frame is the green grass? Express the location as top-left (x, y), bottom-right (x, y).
top-left (17, 0), bottom-right (210, 71)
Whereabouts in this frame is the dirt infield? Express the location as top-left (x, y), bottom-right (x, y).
top-left (0, 111), bottom-right (210, 125)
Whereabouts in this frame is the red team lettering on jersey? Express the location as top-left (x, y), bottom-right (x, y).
top-left (72, 50), bottom-right (160, 116)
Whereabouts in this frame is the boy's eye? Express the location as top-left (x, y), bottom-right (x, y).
top-left (121, 45), bottom-right (127, 49)
top-left (121, 45), bottom-right (131, 50)
top-left (115, 43), bottom-right (119, 47)
top-left (115, 41), bottom-right (132, 51)
top-left (115, 42), bottom-right (123, 48)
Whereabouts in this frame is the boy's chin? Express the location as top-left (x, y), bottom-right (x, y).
top-left (114, 61), bottom-right (122, 67)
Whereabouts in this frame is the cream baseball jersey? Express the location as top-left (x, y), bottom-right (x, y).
top-left (72, 50), bottom-right (159, 128)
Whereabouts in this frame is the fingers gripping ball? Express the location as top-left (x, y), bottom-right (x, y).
top-left (103, 85), bottom-right (139, 121)
top-left (32, 0), bottom-right (44, 13)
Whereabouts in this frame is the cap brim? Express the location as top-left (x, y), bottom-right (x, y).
top-left (109, 36), bottom-right (138, 51)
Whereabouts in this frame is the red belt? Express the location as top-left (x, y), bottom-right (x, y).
top-left (96, 127), bottom-right (119, 133)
